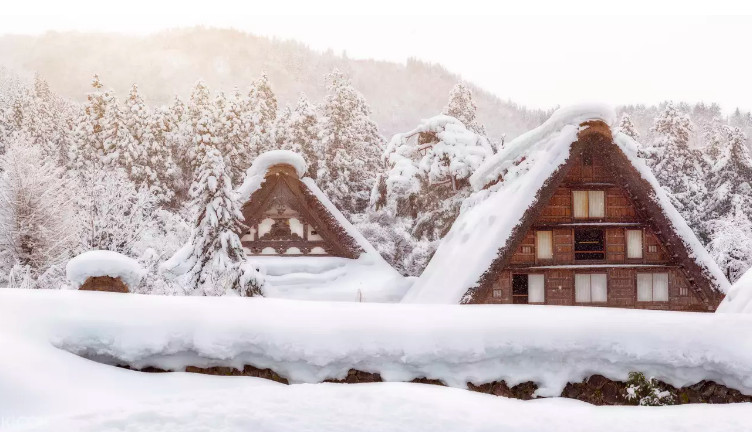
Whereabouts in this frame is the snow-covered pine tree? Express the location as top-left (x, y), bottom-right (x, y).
top-left (273, 105), bottom-right (293, 151)
top-left (319, 69), bottom-right (384, 215)
top-left (122, 84), bottom-right (149, 184)
top-left (0, 136), bottom-right (78, 280)
top-left (287, 94), bottom-right (324, 179)
top-left (643, 102), bottom-right (708, 234)
top-left (69, 75), bottom-right (126, 171)
top-left (618, 112), bottom-right (640, 140)
top-left (187, 81), bottom-right (218, 171)
top-left (443, 82), bottom-right (486, 136)
top-left (244, 73), bottom-right (278, 156)
top-left (223, 88), bottom-right (251, 184)
top-left (704, 126), bottom-right (752, 220)
top-left (164, 147), bottom-right (260, 296)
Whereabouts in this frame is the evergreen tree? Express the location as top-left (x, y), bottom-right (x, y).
top-left (286, 94), bottom-right (324, 179)
top-left (163, 147), bottom-right (259, 296)
top-left (244, 73), bottom-right (278, 155)
top-left (69, 75), bottom-right (125, 171)
top-left (443, 82), bottom-right (486, 135)
top-left (187, 81), bottom-right (220, 171)
top-left (706, 203), bottom-right (752, 282)
top-left (222, 88), bottom-right (251, 184)
top-left (643, 102), bottom-right (707, 231)
top-left (704, 126), bottom-right (752, 220)
top-left (618, 112), bottom-right (640, 140)
top-left (319, 69), bottom-right (384, 215)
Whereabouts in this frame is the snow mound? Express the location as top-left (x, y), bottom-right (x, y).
top-left (247, 149), bottom-right (307, 178)
top-left (717, 267), bottom-right (752, 313)
top-left (11, 290), bottom-right (750, 398)
top-left (66, 250), bottom-right (146, 290)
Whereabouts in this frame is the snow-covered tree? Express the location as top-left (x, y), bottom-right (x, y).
top-left (220, 88), bottom-right (251, 184)
top-left (0, 136), bottom-right (78, 279)
top-left (625, 372), bottom-right (675, 406)
top-left (285, 94), bottom-right (324, 179)
top-left (75, 167), bottom-right (157, 255)
top-left (244, 73), bottom-right (278, 155)
top-left (187, 81), bottom-right (219, 171)
top-left (443, 82), bottom-right (486, 136)
top-left (618, 112), bottom-right (640, 140)
top-left (162, 147), bottom-right (261, 296)
top-left (643, 102), bottom-right (707, 231)
top-left (704, 126), bottom-right (752, 219)
top-left (319, 69), bottom-right (384, 215)
top-left (69, 75), bottom-right (128, 171)
top-left (706, 204), bottom-right (752, 282)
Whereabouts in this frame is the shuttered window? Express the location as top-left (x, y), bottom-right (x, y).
top-left (528, 274), bottom-right (545, 303)
top-left (536, 231), bottom-right (553, 260)
top-left (575, 274), bottom-right (607, 303)
top-left (637, 273), bottom-right (669, 302)
top-left (588, 191), bottom-right (605, 218)
top-left (626, 229), bottom-right (643, 259)
top-left (573, 191), bottom-right (588, 219)
top-left (572, 190), bottom-right (605, 219)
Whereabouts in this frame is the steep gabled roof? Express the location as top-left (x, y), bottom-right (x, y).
top-left (403, 104), bottom-right (730, 305)
top-left (236, 150), bottom-right (409, 302)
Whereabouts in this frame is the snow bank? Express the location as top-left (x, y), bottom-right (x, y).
top-left (7, 290), bottom-right (752, 398)
top-left (717, 267), bottom-right (752, 313)
top-left (66, 250), bottom-right (146, 289)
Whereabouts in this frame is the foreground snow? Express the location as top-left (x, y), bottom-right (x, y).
top-left (1, 289), bottom-right (751, 431)
top-left (8, 381), bottom-right (752, 432)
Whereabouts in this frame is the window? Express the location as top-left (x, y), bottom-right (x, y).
top-left (637, 273), bottom-right (669, 302)
top-left (512, 274), bottom-right (545, 304)
top-left (574, 229), bottom-right (605, 260)
top-left (493, 289), bottom-right (503, 298)
top-left (648, 245), bottom-right (658, 253)
top-left (521, 245), bottom-right (533, 254)
top-left (626, 229), bottom-right (643, 259)
top-left (572, 190), bottom-right (605, 219)
top-left (575, 274), bottom-right (608, 303)
top-left (536, 231), bottom-right (553, 260)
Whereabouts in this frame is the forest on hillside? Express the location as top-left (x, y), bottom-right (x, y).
top-left (0, 63), bottom-right (751, 295)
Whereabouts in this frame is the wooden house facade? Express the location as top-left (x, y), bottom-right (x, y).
top-left (404, 108), bottom-right (728, 310)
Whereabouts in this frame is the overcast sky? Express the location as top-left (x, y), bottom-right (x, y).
top-left (3, 1), bottom-right (752, 112)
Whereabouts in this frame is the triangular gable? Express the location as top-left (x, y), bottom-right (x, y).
top-left (462, 121), bottom-right (725, 306)
top-left (240, 164), bottom-right (363, 259)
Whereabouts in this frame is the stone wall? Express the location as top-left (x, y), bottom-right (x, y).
top-left (118, 365), bottom-right (752, 405)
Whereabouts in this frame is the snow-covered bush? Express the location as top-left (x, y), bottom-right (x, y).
top-left (0, 136), bottom-right (79, 279)
top-left (624, 372), bottom-right (676, 406)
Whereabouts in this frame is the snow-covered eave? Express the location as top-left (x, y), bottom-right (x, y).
top-left (470, 103), bottom-right (617, 191)
top-left (613, 132), bottom-right (731, 294)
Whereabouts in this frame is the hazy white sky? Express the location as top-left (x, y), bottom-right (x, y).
top-left (3, 1), bottom-right (752, 111)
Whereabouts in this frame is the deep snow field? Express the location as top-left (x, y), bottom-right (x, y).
top-left (1, 289), bottom-right (752, 431)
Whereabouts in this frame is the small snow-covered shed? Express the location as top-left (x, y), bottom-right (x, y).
top-left (66, 250), bottom-right (146, 293)
top-left (236, 150), bottom-right (408, 302)
top-left (403, 104), bottom-right (729, 311)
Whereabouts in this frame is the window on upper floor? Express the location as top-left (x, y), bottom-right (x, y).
top-left (626, 229), bottom-right (643, 259)
top-left (572, 190), bottom-right (605, 219)
top-left (536, 230), bottom-right (553, 260)
top-left (574, 229), bottom-right (605, 260)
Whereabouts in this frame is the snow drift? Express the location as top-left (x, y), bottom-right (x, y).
top-left (66, 250), bottom-right (146, 289)
top-left (6, 290), bottom-right (752, 398)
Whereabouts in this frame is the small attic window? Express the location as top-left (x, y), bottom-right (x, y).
top-left (582, 148), bottom-right (593, 166)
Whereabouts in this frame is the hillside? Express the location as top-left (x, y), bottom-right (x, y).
top-left (0, 27), bottom-right (548, 139)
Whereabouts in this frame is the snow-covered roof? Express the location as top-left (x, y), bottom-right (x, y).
top-left (66, 250), bottom-right (146, 290)
top-left (403, 103), bottom-right (729, 304)
top-left (236, 151), bottom-right (410, 302)
top-left (717, 268), bottom-right (752, 313)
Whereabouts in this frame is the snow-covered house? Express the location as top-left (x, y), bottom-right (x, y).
top-left (236, 150), bottom-right (408, 302)
top-left (404, 105), bottom-right (729, 311)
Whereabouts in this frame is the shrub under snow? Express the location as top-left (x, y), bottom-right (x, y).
top-left (66, 250), bottom-right (146, 290)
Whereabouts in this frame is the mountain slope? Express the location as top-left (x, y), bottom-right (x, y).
top-left (0, 27), bottom-right (548, 139)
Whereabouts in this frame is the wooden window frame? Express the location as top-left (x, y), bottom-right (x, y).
top-left (626, 229), bottom-right (644, 260)
top-left (572, 190), bottom-right (606, 220)
top-left (636, 272), bottom-right (670, 303)
top-left (535, 230), bottom-right (553, 261)
top-left (512, 274), bottom-right (545, 304)
top-left (574, 228), bottom-right (606, 261)
top-left (574, 273), bottom-right (608, 304)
